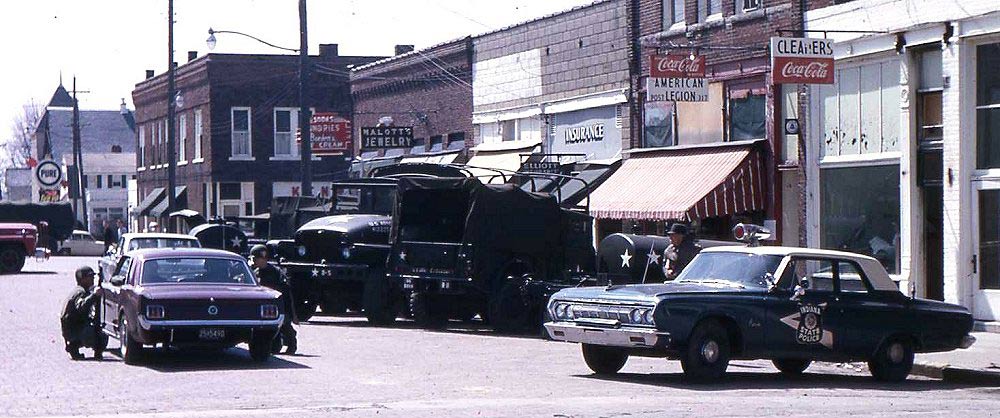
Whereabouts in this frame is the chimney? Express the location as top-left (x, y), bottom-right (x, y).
top-left (120, 99), bottom-right (128, 115)
top-left (319, 44), bottom-right (339, 58)
top-left (187, 51), bottom-right (198, 62)
top-left (145, 70), bottom-right (155, 79)
top-left (395, 44), bottom-right (415, 55)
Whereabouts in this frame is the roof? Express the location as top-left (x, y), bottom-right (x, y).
top-left (702, 245), bottom-right (880, 262)
top-left (471, 0), bottom-right (612, 41)
top-left (589, 141), bottom-right (765, 221)
top-left (64, 152), bottom-right (135, 172)
top-left (127, 247), bottom-right (243, 261)
top-left (41, 109), bottom-right (136, 161)
top-left (122, 232), bottom-right (197, 241)
top-left (47, 84), bottom-right (74, 108)
top-left (351, 36), bottom-right (471, 74)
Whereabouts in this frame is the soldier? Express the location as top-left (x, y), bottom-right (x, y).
top-left (249, 244), bottom-right (297, 354)
top-left (662, 223), bottom-right (702, 281)
top-left (60, 266), bottom-right (104, 360)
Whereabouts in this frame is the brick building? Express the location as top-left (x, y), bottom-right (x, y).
top-left (132, 46), bottom-right (383, 231)
top-left (350, 40), bottom-right (474, 176)
top-left (799, 0), bottom-right (1000, 322)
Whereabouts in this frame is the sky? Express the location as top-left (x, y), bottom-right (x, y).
top-left (0, 0), bottom-right (593, 162)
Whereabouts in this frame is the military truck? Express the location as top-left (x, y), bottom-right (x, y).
top-left (386, 176), bottom-right (597, 331)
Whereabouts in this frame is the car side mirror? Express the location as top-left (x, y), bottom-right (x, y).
top-left (110, 276), bottom-right (125, 287)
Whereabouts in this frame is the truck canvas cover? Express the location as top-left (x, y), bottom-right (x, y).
top-left (0, 202), bottom-right (75, 241)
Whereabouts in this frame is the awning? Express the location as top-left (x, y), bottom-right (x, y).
top-left (464, 140), bottom-right (541, 184)
top-left (351, 155), bottom-right (402, 177)
top-left (399, 150), bottom-right (462, 165)
top-left (589, 141), bottom-right (765, 221)
top-left (148, 186), bottom-right (188, 218)
top-left (133, 187), bottom-right (165, 217)
top-left (519, 158), bottom-right (621, 207)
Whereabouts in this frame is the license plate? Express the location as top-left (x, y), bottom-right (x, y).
top-left (198, 328), bottom-right (225, 340)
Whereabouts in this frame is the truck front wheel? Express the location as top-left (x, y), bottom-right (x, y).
top-left (363, 276), bottom-right (398, 325)
top-left (0, 246), bottom-right (26, 274)
top-left (582, 344), bottom-right (628, 375)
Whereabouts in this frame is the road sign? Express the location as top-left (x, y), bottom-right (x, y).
top-left (771, 36), bottom-right (835, 84)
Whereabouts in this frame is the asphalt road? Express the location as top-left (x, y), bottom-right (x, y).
top-left (1, 256), bottom-right (998, 418)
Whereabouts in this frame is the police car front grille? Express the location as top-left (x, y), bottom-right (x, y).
top-left (566, 303), bottom-right (653, 326)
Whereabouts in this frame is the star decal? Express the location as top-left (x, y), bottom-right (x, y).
top-left (311, 268), bottom-right (320, 277)
top-left (620, 250), bottom-right (632, 268)
top-left (230, 236), bottom-right (243, 249)
top-left (646, 246), bottom-right (660, 265)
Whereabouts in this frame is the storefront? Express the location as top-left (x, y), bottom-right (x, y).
top-left (547, 103), bottom-right (624, 162)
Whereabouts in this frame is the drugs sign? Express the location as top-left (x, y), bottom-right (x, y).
top-left (310, 113), bottom-right (351, 155)
top-left (770, 37), bottom-right (835, 84)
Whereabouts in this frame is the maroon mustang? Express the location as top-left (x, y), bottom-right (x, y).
top-left (98, 248), bottom-right (284, 364)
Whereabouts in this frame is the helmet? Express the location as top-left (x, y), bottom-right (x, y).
top-left (249, 244), bottom-right (268, 259)
top-left (75, 266), bottom-right (96, 280)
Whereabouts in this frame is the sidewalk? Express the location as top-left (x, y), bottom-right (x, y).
top-left (912, 331), bottom-right (1000, 384)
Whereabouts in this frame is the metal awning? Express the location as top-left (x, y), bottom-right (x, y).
top-left (589, 141), bottom-right (765, 221)
top-left (464, 140), bottom-right (541, 184)
top-left (148, 186), bottom-right (188, 218)
top-left (399, 150), bottom-right (462, 165)
top-left (133, 187), bottom-right (165, 217)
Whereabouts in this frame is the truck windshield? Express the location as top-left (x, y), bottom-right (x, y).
top-left (398, 189), bottom-right (470, 242)
top-left (141, 258), bottom-right (256, 285)
top-left (675, 252), bottom-right (782, 289)
top-left (332, 186), bottom-right (395, 216)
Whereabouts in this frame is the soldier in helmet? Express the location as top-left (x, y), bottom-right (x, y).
top-left (60, 266), bottom-right (105, 360)
top-left (249, 244), bottom-right (297, 354)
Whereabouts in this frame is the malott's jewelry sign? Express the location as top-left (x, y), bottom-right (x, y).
top-left (360, 127), bottom-right (414, 150)
top-left (770, 36), bottom-right (835, 84)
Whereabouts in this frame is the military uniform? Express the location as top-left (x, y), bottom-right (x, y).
top-left (254, 262), bottom-right (297, 353)
top-left (60, 285), bottom-right (101, 358)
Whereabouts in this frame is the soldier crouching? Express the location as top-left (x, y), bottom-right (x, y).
top-left (60, 266), bottom-right (107, 360)
top-left (249, 244), bottom-right (298, 354)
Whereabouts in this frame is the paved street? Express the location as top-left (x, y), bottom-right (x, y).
top-left (2, 257), bottom-right (999, 418)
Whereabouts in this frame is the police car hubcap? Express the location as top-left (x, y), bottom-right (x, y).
top-left (888, 343), bottom-right (904, 363)
top-left (702, 340), bottom-right (720, 363)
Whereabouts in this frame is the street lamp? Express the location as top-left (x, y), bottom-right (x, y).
top-left (204, 0), bottom-right (314, 197)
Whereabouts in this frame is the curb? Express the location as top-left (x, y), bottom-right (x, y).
top-left (912, 361), bottom-right (1000, 385)
top-left (973, 321), bottom-right (1000, 333)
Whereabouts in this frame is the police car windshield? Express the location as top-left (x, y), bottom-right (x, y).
top-left (675, 252), bottom-right (782, 289)
top-left (140, 258), bottom-right (257, 285)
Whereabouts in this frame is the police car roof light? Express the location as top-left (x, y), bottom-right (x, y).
top-left (733, 223), bottom-right (771, 246)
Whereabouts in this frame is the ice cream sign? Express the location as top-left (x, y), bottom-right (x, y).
top-left (770, 37), bottom-right (835, 84)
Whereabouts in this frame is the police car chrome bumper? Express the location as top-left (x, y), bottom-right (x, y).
top-left (544, 321), bottom-right (670, 348)
top-left (139, 315), bottom-right (285, 330)
top-left (960, 334), bottom-right (977, 349)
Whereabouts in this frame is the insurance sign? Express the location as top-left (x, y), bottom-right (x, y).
top-left (770, 36), bottom-right (835, 84)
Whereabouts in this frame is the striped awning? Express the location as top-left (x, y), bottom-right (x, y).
top-left (589, 141), bottom-right (765, 221)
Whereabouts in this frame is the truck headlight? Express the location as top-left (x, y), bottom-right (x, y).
top-left (341, 247), bottom-right (351, 259)
top-left (260, 304), bottom-right (279, 319)
top-left (146, 305), bottom-right (165, 319)
top-left (297, 245), bottom-right (307, 257)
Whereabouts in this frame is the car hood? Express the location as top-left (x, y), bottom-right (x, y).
top-left (137, 284), bottom-right (281, 301)
top-left (553, 281), bottom-right (760, 304)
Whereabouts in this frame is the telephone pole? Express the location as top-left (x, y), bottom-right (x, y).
top-left (166, 0), bottom-right (178, 232)
top-left (71, 77), bottom-right (89, 230)
top-left (299, 0), bottom-right (313, 197)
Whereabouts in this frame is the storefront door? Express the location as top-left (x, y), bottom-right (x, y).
top-left (972, 186), bottom-right (1000, 321)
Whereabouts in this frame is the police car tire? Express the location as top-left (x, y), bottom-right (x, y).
top-left (680, 320), bottom-right (731, 382)
top-left (0, 246), bottom-right (25, 274)
top-left (868, 338), bottom-right (914, 382)
top-left (772, 358), bottom-right (811, 376)
top-left (582, 344), bottom-right (628, 375)
top-left (249, 335), bottom-right (272, 362)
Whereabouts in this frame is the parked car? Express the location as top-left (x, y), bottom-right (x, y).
top-left (544, 224), bottom-right (977, 382)
top-left (98, 233), bottom-right (201, 282)
top-left (98, 248), bottom-right (284, 364)
top-left (57, 230), bottom-right (105, 256)
top-left (0, 223), bottom-right (44, 274)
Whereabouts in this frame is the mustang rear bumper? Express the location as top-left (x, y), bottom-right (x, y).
top-left (544, 321), bottom-right (671, 349)
top-left (135, 316), bottom-right (284, 346)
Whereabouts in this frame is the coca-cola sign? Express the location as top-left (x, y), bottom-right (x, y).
top-left (770, 36), bottom-right (835, 84)
top-left (650, 54), bottom-right (706, 78)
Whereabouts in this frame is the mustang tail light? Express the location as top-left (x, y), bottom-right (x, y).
top-left (260, 304), bottom-right (279, 319)
top-left (146, 305), bottom-right (165, 319)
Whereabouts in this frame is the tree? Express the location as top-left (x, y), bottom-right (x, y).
top-left (2, 100), bottom-right (44, 169)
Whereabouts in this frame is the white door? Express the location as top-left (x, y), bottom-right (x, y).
top-left (972, 186), bottom-right (1000, 321)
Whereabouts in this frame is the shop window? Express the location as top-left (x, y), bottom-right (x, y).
top-left (976, 43), bottom-right (1000, 169)
top-left (820, 164), bottom-right (900, 274)
top-left (219, 182), bottom-right (242, 200)
top-left (643, 101), bottom-right (674, 148)
top-left (978, 190), bottom-right (1000, 289)
top-left (429, 136), bottom-right (443, 152)
top-left (678, 82), bottom-right (724, 145)
top-left (500, 120), bottom-right (516, 141)
top-left (917, 48), bottom-right (943, 186)
top-left (410, 138), bottom-right (427, 154)
top-left (729, 94), bottom-right (765, 141)
top-left (447, 132), bottom-right (465, 150)
top-left (820, 60), bottom-right (900, 157)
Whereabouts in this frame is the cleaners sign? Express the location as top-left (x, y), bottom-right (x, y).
top-left (646, 54), bottom-right (708, 102)
top-left (770, 36), bottom-right (835, 84)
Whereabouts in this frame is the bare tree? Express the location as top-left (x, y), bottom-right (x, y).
top-left (2, 100), bottom-right (44, 169)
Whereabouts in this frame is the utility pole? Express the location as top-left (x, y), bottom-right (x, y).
top-left (72, 77), bottom-right (89, 230)
top-left (299, 0), bottom-right (313, 197)
top-left (166, 0), bottom-right (177, 232)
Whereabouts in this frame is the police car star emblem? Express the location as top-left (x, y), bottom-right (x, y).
top-left (779, 303), bottom-right (834, 348)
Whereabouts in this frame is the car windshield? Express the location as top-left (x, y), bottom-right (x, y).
top-left (675, 252), bottom-right (783, 289)
top-left (140, 258), bottom-right (256, 285)
top-left (128, 238), bottom-right (199, 251)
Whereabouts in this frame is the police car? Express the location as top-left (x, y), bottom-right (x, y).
top-left (543, 224), bottom-right (976, 382)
